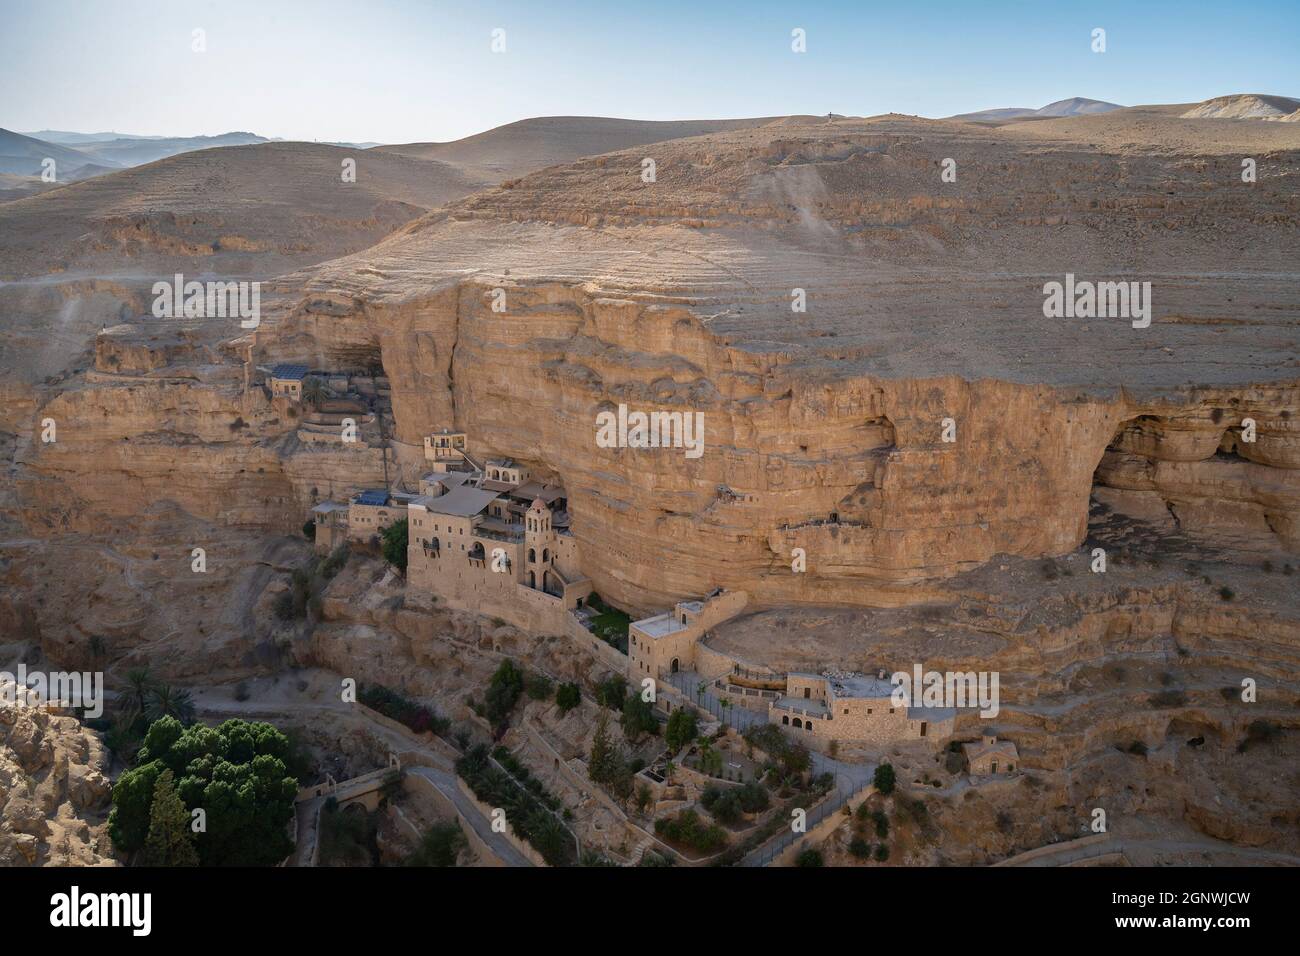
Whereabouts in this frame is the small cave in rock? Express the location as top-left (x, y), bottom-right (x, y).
top-left (1086, 415), bottom-right (1188, 567)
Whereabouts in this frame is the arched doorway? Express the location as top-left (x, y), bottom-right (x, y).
top-left (670, 658), bottom-right (679, 673)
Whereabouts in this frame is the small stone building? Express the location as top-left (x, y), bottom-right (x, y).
top-left (424, 429), bottom-right (469, 471)
top-left (311, 501), bottom-right (348, 554)
top-left (627, 589), bottom-right (749, 679)
top-left (268, 363), bottom-right (309, 401)
top-left (768, 671), bottom-right (954, 748)
top-left (963, 734), bottom-right (1019, 775)
top-left (347, 489), bottom-right (415, 542)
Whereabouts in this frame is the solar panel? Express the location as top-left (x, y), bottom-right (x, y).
top-left (270, 364), bottom-right (309, 380)
top-left (355, 490), bottom-right (388, 506)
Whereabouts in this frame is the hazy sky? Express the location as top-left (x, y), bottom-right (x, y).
top-left (4, 0), bottom-right (1298, 144)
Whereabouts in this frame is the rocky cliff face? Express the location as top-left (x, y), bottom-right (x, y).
top-left (0, 691), bottom-right (115, 866)
top-left (253, 109), bottom-right (1299, 610)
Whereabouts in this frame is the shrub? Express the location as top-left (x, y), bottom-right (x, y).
top-left (1218, 585), bottom-right (1235, 602)
top-left (873, 763), bottom-right (896, 796)
top-left (873, 810), bottom-right (889, 838)
top-left (525, 671), bottom-right (553, 701)
top-left (654, 809), bottom-right (727, 853)
top-left (1148, 689), bottom-right (1187, 709)
top-left (874, 844), bottom-right (890, 862)
top-left (358, 684), bottom-right (450, 737)
top-left (555, 682), bottom-right (581, 715)
top-left (795, 849), bottom-right (824, 867)
top-left (849, 837), bottom-right (872, 859)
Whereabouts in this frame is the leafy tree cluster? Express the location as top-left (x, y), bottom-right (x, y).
top-left (873, 763), bottom-right (896, 795)
top-left (587, 711), bottom-right (635, 802)
top-left (743, 724), bottom-right (811, 778)
top-left (381, 518), bottom-right (408, 572)
top-left (358, 684), bottom-right (450, 736)
top-left (455, 744), bottom-right (573, 865)
top-left (700, 782), bottom-right (770, 824)
top-left (491, 746), bottom-right (562, 812)
top-left (594, 675), bottom-right (628, 711)
top-left (665, 708), bottom-right (698, 753)
top-left (406, 822), bottom-right (467, 867)
top-left (654, 809), bottom-right (728, 854)
top-left (484, 659), bottom-right (525, 727)
top-left (109, 716), bottom-right (298, 866)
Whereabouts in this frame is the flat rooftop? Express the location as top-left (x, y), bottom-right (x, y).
top-left (416, 484), bottom-right (501, 518)
top-left (632, 611), bottom-right (688, 640)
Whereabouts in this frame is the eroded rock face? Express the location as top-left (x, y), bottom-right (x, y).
top-left (0, 689), bottom-right (116, 866)
top-left (246, 113), bottom-right (1298, 611)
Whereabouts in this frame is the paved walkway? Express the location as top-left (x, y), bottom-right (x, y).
top-left (407, 766), bottom-right (535, 867)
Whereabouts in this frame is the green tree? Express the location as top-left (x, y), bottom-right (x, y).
top-left (406, 822), bottom-right (466, 867)
top-left (145, 684), bottom-right (195, 725)
top-left (621, 694), bottom-right (657, 742)
top-left (796, 848), bottom-right (825, 867)
top-left (555, 682), bottom-right (581, 715)
top-left (665, 709), bottom-right (698, 753)
top-left (381, 518), bottom-right (409, 572)
top-left (139, 769), bottom-right (199, 867)
top-left (484, 659), bottom-right (524, 726)
top-left (108, 716), bottom-right (298, 866)
top-left (125, 667), bottom-right (155, 713)
top-left (588, 711), bottom-right (633, 801)
top-left (302, 376), bottom-right (329, 407)
top-left (873, 763), bottom-right (896, 796)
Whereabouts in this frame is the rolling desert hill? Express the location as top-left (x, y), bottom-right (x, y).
top-left (0, 139), bottom-right (494, 281)
top-left (0, 128), bottom-right (121, 177)
top-left (1180, 93), bottom-right (1300, 120)
top-left (951, 97), bottom-right (1123, 124)
top-left (373, 114), bottom-right (794, 181)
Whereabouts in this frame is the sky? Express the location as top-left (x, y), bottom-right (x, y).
top-left (3, 0), bottom-right (1298, 144)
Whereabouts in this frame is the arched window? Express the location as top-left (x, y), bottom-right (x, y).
top-left (792, 718), bottom-right (803, 729)
top-left (528, 548), bottom-right (536, 562)
top-left (782, 715), bottom-right (789, 725)
top-left (528, 571), bottom-right (535, 588)
top-left (542, 548), bottom-right (549, 563)
top-left (670, 658), bottom-right (679, 673)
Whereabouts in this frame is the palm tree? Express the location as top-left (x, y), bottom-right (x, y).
top-left (302, 376), bottom-right (329, 408)
top-left (125, 667), bottom-right (154, 713)
top-left (147, 684), bottom-right (196, 725)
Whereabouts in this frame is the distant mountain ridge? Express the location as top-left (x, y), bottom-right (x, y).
top-left (952, 97), bottom-right (1124, 123)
